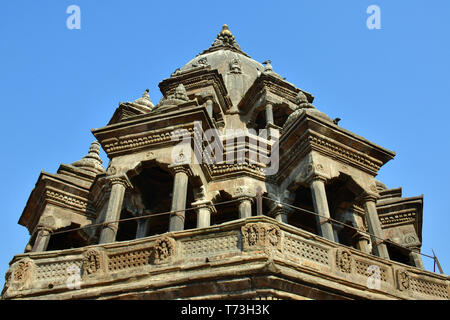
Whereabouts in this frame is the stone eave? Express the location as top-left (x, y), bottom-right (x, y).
top-left (92, 105), bottom-right (216, 158)
top-left (158, 67), bottom-right (233, 112)
top-left (377, 195), bottom-right (424, 242)
top-left (19, 171), bottom-right (91, 233)
top-left (107, 102), bottom-right (150, 126)
top-left (238, 73), bottom-right (314, 114)
top-left (278, 111), bottom-right (395, 178)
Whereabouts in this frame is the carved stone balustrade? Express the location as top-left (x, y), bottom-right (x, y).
top-left (3, 216), bottom-right (448, 300)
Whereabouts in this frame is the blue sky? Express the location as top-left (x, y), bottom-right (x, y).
top-left (1, 0), bottom-right (449, 289)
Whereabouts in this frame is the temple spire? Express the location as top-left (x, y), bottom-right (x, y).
top-left (71, 141), bottom-right (105, 174)
top-left (206, 24), bottom-right (244, 54)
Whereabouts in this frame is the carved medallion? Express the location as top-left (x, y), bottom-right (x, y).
top-left (336, 249), bottom-right (352, 273)
top-left (152, 237), bottom-right (175, 264)
top-left (397, 269), bottom-right (410, 291)
top-left (241, 223), bottom-right (282, 252)
top-left (83, 249), bottom-right (103, 276)
top-left (13, 259), bottom-right (33, 284)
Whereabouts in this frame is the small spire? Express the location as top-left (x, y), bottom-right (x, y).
top-left (173, 84), bottom-right (189, 101)
top-left (210, 24), bottom-right (241, 51)
top-left (219, 24), bottom-right (233, 37)
top-left (71, 141), bottom-right (105, 174)
top-left (133, 89), bottom-right (154, 109)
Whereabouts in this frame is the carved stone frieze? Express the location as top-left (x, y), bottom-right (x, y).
top-left (397, 269), bottom-right (410, 291)
top-left (13, 259), bottom-right (34, 284)
top-left (336, 249), bottom-right (353, 273)
top-left (241, 223), bottom-right (282, 253)
top-left (83, 249), bottom-right (105, 277)
top-left (152, 237), bottom-right (176, 264)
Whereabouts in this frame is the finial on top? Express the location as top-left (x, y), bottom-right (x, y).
top-left (71, 141), bottom-right (105, 174)
top-left (220, 24), bottom-right (233, 37)
top-left (133, 89), bottom-right (154, 109)
top-left (210, 24), bottom-right (241, 51)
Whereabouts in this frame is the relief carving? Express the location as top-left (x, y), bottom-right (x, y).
top-left (397, 269), bottom-right (410, 291)
top-left (241, 223), bottom-right (281, 252)
top-left (336, 249), bottom-right (353, 273)
top-left (83, 249), bottom-right (103, 276)
top-left (152, 237), bottom-right (175, 264)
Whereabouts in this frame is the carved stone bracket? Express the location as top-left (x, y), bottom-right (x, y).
top-left (152, 237), bottom-right (176, 265)
top-left (336, 249), bottom-right (353, 273)
top-left (241, 223), bottom-right (282, 253)
top-left (396, 269), bottom-right (410, 291)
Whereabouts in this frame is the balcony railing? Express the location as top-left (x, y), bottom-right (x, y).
top-left (3, 216), bottom-right (448, 300)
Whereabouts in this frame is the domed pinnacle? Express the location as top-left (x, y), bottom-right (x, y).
top-left (71, 141), bottom-right (106, 174)
top-left (219, 24), bottom-right (233, 37)
top-left (210, 24), bottom-right (241, 51)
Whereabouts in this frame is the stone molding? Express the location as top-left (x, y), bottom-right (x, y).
top-left (336, 249), bottom-right (353, 274)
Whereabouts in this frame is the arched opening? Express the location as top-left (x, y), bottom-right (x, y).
top-left (325, 174), bottom-right (364, 249)
top-left (128, 164), bottom-right (174, 237)
top-left (272, 105), bottom-right (292, 128)
top-left (46, 223), bottom-right (86, 251)
top-left (288, 184), bottom-right (319, 235)
top-left (211, 191), bottom-right (239, 226)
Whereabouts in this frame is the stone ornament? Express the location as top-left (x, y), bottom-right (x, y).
top-left (397, 269), bottom-right (410, 291)
top-left (82, 249), bottom-right (104, 276)
top-left (300, 162), bottom-right (326, 181)
top-left (13, 259), bottom-right (34, 283)
top-left (152, 237), bottom-right (175, 264)
top-left (241, 223), bottom-right (282, 253)
top-left (336, 249), bottom-right (353, 273)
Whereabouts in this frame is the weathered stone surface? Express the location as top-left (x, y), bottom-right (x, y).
top-left (3, 25), bottom-right (447, 300)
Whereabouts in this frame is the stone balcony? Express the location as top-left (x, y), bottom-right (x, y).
top-left (3, 216), bottom-right (449, 300)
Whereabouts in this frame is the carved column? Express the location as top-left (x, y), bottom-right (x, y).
top-left (169, 165), bottom-right (192, 232)
top-left (192, 200), bottom-right (216, 228)
top-left (99, 175), bottom-right (131, 244)
top-left (135, 213), bottom-right (150, 239)
top-left (31, 227), bottom-right (52, 252)
top-left (362, 194), bottom-right (390, 259)
top-left (309, 177), bottom-right (335, 242)
top-left (265, 103), bottom-right (274, 126)
top-left (356, 231), bottom-right (372, 254)
top-left (409, 250), bottom-right (425, 269)
top-left (239, 198), bottom-right (253, 219)
top-left (206, 99), bottom-right (214, 119)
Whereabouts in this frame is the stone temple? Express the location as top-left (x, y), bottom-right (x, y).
top-left (3, 25), bottom-right (448, 300)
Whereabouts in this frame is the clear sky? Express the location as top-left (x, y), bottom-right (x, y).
top-left (1, 0), bottom-right (449, 289)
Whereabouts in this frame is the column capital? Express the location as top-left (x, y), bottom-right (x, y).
top-left (107, 174), bottom-right (132, 189)
top-left (306, 174), bottom-right (327, 185)
top-left (168, 163), bottom-right (194, 176)
top-left (359, 192), bottom-right (379, 203)
top-left (191, 199), bottom-right (217, 214)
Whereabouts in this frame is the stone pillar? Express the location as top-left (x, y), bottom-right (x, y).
top-left (135, 213), bottom-right (150, 239)
top-left (31, 227), bottom-right (52, 252)
top-left (362, 194), bottom-right (390, 259)
top-left (169, 166), bottom-right (192, 232)
top-left (265, 103), bottom-right (274, 126)
top-left (356, 231), bottom-right (371, 254)
top-left (309, 177), bottom-right (335, 242)
top-left (239, 198), bottom-right (253, 219)
top-left (274, 205), bottom-right (290, 223)
top-left (206, 99), bottom-right (214, 119)
top-left (410, 250), bottom-right (425, 269)
top-left (192, 200), bottom-right (216, 228)
top-left (99, 175), bottom-right (131, 244)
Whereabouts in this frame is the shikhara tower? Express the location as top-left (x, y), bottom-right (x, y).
top-left (3, 25), bottom-right (448, 300)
